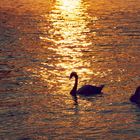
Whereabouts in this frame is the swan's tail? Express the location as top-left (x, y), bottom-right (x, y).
top-left (99, 85), bottom-right (105, 90)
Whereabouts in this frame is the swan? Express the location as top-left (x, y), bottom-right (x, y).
top-left (130, 86), bottom-right (140, 104)
top-left (69, 72), bottom-right (104, 96)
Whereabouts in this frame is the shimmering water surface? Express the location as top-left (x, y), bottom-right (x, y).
top-left (0, 0), bottom-right (140, 139)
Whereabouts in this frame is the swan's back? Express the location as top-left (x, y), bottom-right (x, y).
top-left (77, 85), bottom-right (104, 96)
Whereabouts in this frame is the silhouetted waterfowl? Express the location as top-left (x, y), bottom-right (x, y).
top-left (69, 72), bottom-right (104, 96)
top-left (130, 86), bottom-right (140, 104)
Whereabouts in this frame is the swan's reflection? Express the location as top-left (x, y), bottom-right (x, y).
top-left (72, 94), bottom-right (78, 105)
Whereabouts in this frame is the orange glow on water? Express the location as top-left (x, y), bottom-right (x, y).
top-left (1, 0), bottom-right (140, 139)
top-left (41, 0), bottom-right (92, 46)
top-left (58, 0), bottom-right (81, 12)
top-left (38, 0), bottom-right (94, 88)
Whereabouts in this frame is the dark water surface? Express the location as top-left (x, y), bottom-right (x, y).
top-left (0, 0), bottom-right (140, 139)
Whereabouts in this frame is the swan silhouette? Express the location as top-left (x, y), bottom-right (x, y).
top-left (130, 86), bottom-right (140, 104)
top-left (69, 72), bottom-right (104, 96)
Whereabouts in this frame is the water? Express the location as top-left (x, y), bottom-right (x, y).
top-left (0, 0), bottom-right (140, 139)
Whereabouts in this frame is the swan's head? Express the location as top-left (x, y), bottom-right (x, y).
top-left (69, 72), bottom-right (78, 79)
top-left (135, 86), bottom-right (140, 95)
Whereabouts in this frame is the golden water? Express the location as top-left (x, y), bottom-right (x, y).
top-left (0, 0), bottom-right (140, 139)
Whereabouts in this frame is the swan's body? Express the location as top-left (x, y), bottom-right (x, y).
top-left (69, 72), bottom-right (104, 96)
top-left (130, 86), bottom-right (140, 104)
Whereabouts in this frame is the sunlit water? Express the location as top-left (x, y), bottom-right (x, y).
top-left (0, 0), bottom-right (140, 139)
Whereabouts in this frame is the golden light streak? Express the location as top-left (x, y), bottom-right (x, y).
top-left (37, 0), bottom-right (97, 94)
top-left (48, 0), bottom-right (92, 46)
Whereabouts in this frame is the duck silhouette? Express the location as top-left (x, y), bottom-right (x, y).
top-left (130, 86), bottom-right (140, 104)
top-left (69, 72), bottom-right (104, 96)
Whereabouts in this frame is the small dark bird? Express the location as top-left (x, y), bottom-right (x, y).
top-left (130, 86), bottom-right (140, 104)
top-left (69, 72), bottom-right (104, 96)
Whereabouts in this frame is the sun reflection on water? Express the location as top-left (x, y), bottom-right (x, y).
top-left (50, 0), bottom-right (91, 61)
top-left (58, 0), bottom-right (81, 12)
top-left (43, 0), bottom-right (92, 47)
top-left (36, 0), bottom-right (97, 94)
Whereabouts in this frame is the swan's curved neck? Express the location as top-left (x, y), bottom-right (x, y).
top-left (71, 75), bottom-right (78, 96)
top-left (73, 76), bottom-right (78, 91)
